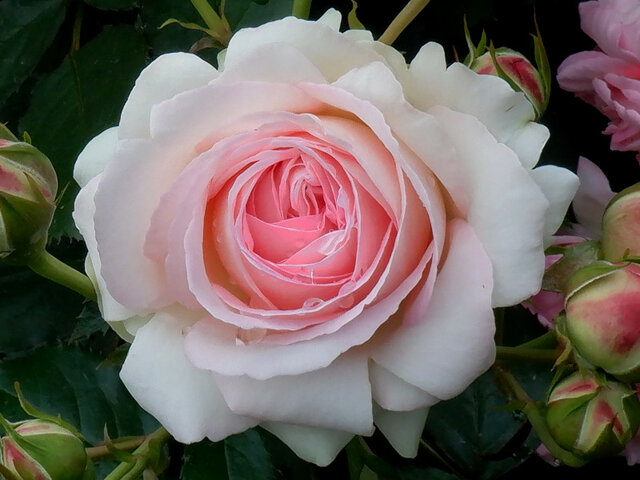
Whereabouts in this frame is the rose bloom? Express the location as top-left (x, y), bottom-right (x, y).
top-left (557, 0), bottom-right (640, 160)
top-left (73, 11), bottom-right (578, 465)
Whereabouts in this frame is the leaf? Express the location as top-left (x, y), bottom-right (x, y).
top-left (19, 26), bottom-right (148, 240)
top-left (0, 0), bottom-right (66, 106)
top-left (225, 429), bottom-right (277, 480)
top-left (0, 262), bottom-right (84, 356)
top-left (348, 1), bottom-right (365, 30)
top-left (82, 0), bottom-right (139, 10)
top-left (141, 0), bottom-right (293, 61)
top-left (0, 345), bottom-right (158, 444)
top-left (181, 440), bottom-right (228, 480)
top-left (69, 302), bottom-right (110, 344)
top-left (425, 363), bottom-right (553, 480)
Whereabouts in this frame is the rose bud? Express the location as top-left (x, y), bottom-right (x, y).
top-left (565, 262), bottom-right (640, 381)
top-left (546, 371), bottom-right (640, 458)
top-left (0, 124), bottom-right (58, 262)
top-left (1, 419), bottom-right (87, 480)
top-left (470, 48), bottom-right (548, 119)
top-left (601, 183), bottom-right (640, 261)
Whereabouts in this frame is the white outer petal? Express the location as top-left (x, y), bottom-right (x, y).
top-left (372, 219), bottom-right (496, 400)
top-left (373, 405), bottom-right (429, 458)
top-left (73, 176), bottom-right (138, 322)
top-left (120, 311), bottom-right (258, 442)
top-left (73, 127), bottom-right (118, 188)
top-left (118, 53), bottom-right (218, 140)
top-left (316, 8), bottom-right (342, 31)
top-left (530, 165), bottom-right (580, 246)
top-left (262, 422), bottom-right (353, 467)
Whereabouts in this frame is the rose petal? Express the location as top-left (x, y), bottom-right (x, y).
top-left (529, 165), bottom-right (580, 245)
top-left (120, 310), bottom-right (258, 442)
top-left (261, 422), bottom-right (352, 467)
top-left (373, 404), bottom-right (429, 458)
top-left (119, 53), bottom-right (218, 140)
top-left (407, 43), bottom-right (549, 169)
top-left (369, 362), bottom-right (439, 411)
top-left (73, 127), bottom-right (118, 187)
top-left (214, 351), bottom-right (373, 435)
top-left (573, 156), bottom-right (616, 239)
top-left (372, 219), bottom-right (495, 400)
top-left (430, 106), bottom-right (548, 307)
top-left (223, 16), bottom-right (382, 83)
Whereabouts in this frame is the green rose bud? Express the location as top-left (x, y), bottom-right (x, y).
top-left (1, 420), bottom-right (87, 480)
top-left (565, 262), bottom-right (640, 381)
top-left (469, 47), bottom-right (547, 118)
top-left (546, 372), bottom-right (640, 458)
top-left (0, 124), bottom-right (57, 263)
top-left (601, 183), bottom-right (640, 261)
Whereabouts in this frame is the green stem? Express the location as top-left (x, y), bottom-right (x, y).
top-left (492, 366), bottom-right (586, 467)
top-left (292, 0), bottom-right (312, 19)
top-left (104, 428), bottom-right (171, 480)
top-left (419, 438), bottom-right (469, 480)
top-left (495, 347), bottom-right (558, 364)
top-left (517, 330), bottom-right (557, 349)
top-left (379, 0), bottom-right (432, 45)
top-left (27, 249), bottom-right (96, 301)
top-left (86, 437), bottom-right (147, 460)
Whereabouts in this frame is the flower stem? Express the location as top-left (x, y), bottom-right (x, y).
top-left (517, 330), bottom-right (557, 349)
top-left (86, 437), bottom-right (147, 460)
top-left (379, 0), bottom-right (432, 45)
top-left (495, 346), bottom-right (558, 364)
top-left (104, 428), bottom-right (171, 480)
top-left (26, 249), bottom-right (96, 301)
top-left (492, 366), bottom-right (587, 467)
top-left (292, 0), bottom-right (312, 19)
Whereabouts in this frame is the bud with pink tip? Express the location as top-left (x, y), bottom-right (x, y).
top-left (601, 183), bottom-right (640, 261)
top-left (0, 124), bottom-right (57, 262)
top-left (0, 419), bottom-right (88, 480)
top-left (464, 19), bottom-right (551, 119)
top-left (546, 371), bottom-right (640, 458)
top-left (564, 262), bottom-right (640, 381)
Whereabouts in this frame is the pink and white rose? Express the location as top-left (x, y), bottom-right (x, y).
top-left (72, 11), bottom-right (578, 465)
top-left (557, 0), bottom-right (640, 160)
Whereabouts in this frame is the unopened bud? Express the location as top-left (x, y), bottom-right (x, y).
top-left (0, 124), bottom-right (57, 262)
top-left (565, 262), bottom-right (640, 381)
top-left (1, 419), bottom-right (87, 480)
top-left (546, 372), bottom-right (640, 458)
top-left (601, 183), bottom-right (640, 261)
top-left (470, 47), bottom-right (547, 118)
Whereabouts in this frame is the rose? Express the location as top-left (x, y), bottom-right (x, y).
top-left (72, 10), bottom-right (578, 465)
top-left (557, 0), bottom-right (640, 160)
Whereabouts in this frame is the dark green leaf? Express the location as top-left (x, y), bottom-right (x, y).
top-left (181, 440), bottom-right (228, 480)
top-left (425, 363), bottom-right (552, 480)
top-left (0, 0), bottom-right (66, 106)
top-left (0, 345), bottom-right (158, 444)
top-left (20, 26), bottom-right (148, 239)
top-left (0, 263), bottom-right (84, 356)
top-left (225, 429), bottom-right (277, 480)
top-left (82, 0), bottom-right (139, 10)
top-left (69, 302), bottom-right (109, 343)
top-left (141, 0), bottom-right (293, 61)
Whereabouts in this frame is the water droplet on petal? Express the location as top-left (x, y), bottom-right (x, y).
top-left (338, 294), bottom-right (355, 309)
top-left (303, 297), bottom-right (323, 309)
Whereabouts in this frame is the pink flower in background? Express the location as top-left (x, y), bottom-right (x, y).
top-left (557, 0), bottom-right (640, 160)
